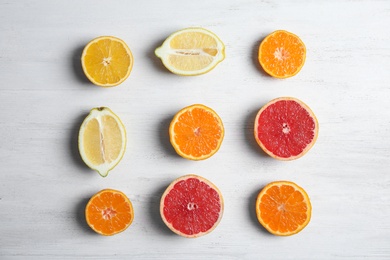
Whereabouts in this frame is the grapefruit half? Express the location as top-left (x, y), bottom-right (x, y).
top-left (254, 97), bottom-right (318, 160)
top-left (160, 175), bottom-right (224, 238)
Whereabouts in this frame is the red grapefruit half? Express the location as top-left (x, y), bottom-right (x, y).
top-left (254, 97), bottom-right (319, 160)
top-left (160, 175), bottom-right (224, 238)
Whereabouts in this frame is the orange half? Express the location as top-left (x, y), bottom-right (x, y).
top-left (256, 181), bottom-right (312, 236)
top-left (258, 30), bottom-right (306, 78)
top-left (85, 189), bottom-right (134, 236)
top-left (169, 104), bottom-right (224, 160)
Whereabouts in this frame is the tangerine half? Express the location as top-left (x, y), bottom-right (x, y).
top-left (256, 181), bottom-right (312, 236)
top-left (85, 189), bottom-right (134, 236)
top-left (258, 30), bottom-right (306, 78)
top-left (169, 104), bottom-right (224, 160)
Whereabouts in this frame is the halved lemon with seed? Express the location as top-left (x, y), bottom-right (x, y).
top-left (155, 28), bottom-right (225, 76)
top-left (78, 107), bottom-right (126, 177)
top-left (81, 36), bottom-right (133, 87)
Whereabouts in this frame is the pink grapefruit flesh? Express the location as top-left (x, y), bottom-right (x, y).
top-left (160, 175), bottom-right (224, 238)
top-left (254, 97), bottom-right (318, 160)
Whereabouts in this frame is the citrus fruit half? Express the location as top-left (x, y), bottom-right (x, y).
top-left (254, 97), bottom-right (318, 160)
top-left (155, 28), bottom-right (225, 76)
top-left (160, 175), bottom-right (224, 238)
top-left (258, 30), bottom-right (306, 78)
top-left (81, 36), bottom-right (133, 87)
top-left (169, 104), bottom-right (224, 160)
top-left (78, 107), bottom-right (126, 177)
top-left (256, 181), bottom-right (312, 236)
top-left (85, 189), bottom-right (134, 236)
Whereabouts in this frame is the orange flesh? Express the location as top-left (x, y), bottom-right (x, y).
top-left (171, 106), bottom-right (223, 159)
top-left (257, 182), bottom-right (311, 235)
top-left (86, 190), bottom-right (133, 236)
top-left (259, 31), bottom-right (305, 78)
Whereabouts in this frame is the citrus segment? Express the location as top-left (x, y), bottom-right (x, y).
top-left (169, 104), bottom-right (224, 160)
top-left (85, 189), bottom-right (134, 236)
top-left (256, 181), bottom-right (312, 236)
top-left (160, 175), bottom-right (224, 238)
top-left (155, 28), bottom-right (225, 76)
top-left (258, 30), bottom-right (306, 78)
top-left (81, 36), bottom-right (133, 87)
top-left (78, 107), bottom-right (126, 177)
top-left (254, 97), bottom-right (318, 160)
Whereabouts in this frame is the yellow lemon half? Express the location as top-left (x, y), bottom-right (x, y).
top-left (155, 28), bottom-right (225, 76)
top-left (81, 36), bottom-right (133, 87)
top-left (78, 107), bottom-right (126, 177)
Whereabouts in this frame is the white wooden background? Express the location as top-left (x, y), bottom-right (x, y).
top-left (1, 0), bottom-right (390, 259)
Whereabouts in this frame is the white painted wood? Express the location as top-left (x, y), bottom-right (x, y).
top-left (1, 0), bottom-right (390, 259)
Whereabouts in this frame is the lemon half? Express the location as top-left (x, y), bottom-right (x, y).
top-left (155, 28), bottom-right (225, 76)
top-left (81, 36), bottom-right (133, 87)
top-left (78, 107), bottom-right (126, 177)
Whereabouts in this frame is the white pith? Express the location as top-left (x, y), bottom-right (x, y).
top-left (102, 57), bottom-right (112, 66)
top-left (187, 202), bottom-right (198, 210)
top-left (273, 47), bottom-right (290, 61)
top-left (282, 123), bottom-right (290, 134)
top-left (102, 207), bottom-right (117, 220)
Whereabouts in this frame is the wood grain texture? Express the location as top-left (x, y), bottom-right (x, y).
top-left (1, 0), bottom-right (390, 259)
